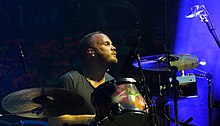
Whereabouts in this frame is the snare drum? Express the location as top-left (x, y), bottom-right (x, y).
top-left (91, 78), bottom-right (153, 126)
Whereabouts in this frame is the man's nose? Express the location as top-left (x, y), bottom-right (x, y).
top-left (111, 45), bottom-right (116, 50)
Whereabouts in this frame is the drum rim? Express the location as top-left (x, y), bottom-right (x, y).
top-left (91, 78), bottom-right (139, 103)
top-left (96, 110), bottom-right (150, 124)
top-left (93, 78), bottom-right (138, 92)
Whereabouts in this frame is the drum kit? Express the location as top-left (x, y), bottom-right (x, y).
top-left (0, 53), bottom-right (209, 126)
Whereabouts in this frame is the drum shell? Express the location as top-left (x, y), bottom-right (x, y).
top-left (91, 78), bottom-right (148, 121)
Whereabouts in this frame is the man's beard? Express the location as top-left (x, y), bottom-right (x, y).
top-left (98, 54), bottom-right (118, 66)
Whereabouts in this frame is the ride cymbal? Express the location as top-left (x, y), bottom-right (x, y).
top-left (133, 54), bottom-right (199, 71)
top-left (1, 87), bottom-right (84, 118)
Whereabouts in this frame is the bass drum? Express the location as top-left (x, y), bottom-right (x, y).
top-left (92, 78), bottom-right (153, 126)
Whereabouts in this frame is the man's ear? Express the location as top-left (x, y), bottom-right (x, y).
top-left (87, 48), bottom-right (95, 56)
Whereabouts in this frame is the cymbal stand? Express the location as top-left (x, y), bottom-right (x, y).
top-left (163, 114), bottom-right (194, 126)
top-left (169, 66), bottom-right (179, 126)
top-left (36, 80), bottom-right (47, 115)
top-left (135, 53), bottom-right (160, 126)
top-left (206, 73), bottom-right (213, 126)
top-left (32, 81), bottom-right (47, 115)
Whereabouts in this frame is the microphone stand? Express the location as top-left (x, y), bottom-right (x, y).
top-left (120, 36), bottom-right (142, 77)
top-left (134, 53), bottom-right (159, 126)
top-left (120, 35), bottom-right (159, 125)
top-left (198, 5), bottom-right (220, 48)
top-left (188, 72), bottom-right (213, 126)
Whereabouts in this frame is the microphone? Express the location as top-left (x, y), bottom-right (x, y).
top-left (185, 10), bottom-right (204, 19)
top-left (17, 42), bottom-right (28, 73)
top-left (185, 5), bottom-right (206, 19)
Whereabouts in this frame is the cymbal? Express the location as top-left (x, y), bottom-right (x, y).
top-left (1, 87), bottom-right (84, 118)
top-left (133, 54), bottom-right (199, 71)
top-left (48, 114), bottom-right (95, 126)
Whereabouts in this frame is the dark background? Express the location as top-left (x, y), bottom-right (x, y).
top-left (1, 0), bottom-right (211, 125)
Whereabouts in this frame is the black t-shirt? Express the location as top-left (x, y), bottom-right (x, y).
top-left (56, 70), bottom-right (114, 115)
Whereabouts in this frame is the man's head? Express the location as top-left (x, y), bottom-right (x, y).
top-left (79, 31), bottom-right (118, 66)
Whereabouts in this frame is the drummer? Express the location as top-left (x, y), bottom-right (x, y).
top-left (48, 31), bottom-right (118, 126)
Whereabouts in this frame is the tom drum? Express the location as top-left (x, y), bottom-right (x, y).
top-left (92, 78), bottom-right (153, 126)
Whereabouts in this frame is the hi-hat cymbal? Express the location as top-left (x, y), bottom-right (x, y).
top-left (133, 54), bottom-right (199, 71)
top-left (1, 87), bottom-right (84, 118)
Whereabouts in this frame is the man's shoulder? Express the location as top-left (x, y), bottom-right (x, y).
top-left (55, 69), bottom-right (83, 87)
top-left (56, 69), bottom-right (82, 83)
top-left (62, 70), bottom-right (83, 78)
top-left (67, 70), bottom-right (81, 75)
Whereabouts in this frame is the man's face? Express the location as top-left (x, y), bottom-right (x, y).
top-left (90, 33), bottom-right (118, 65)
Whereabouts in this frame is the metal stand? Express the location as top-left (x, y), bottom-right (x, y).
top-left (135, 53), bottom-right (160, 126)
top-left (206, 73), bottom-right (213, 126)
top-left (169, 66), bottom-right (179, 126)
top-left (193, 5), bottom-right (220, 48)
top-left (189, 72), bottom-right (213, 126)
top-left (120, 35), bottom-right (160, 125)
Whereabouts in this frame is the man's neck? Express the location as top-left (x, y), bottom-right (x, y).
top-left (83, 64), bottom-right (107, 82)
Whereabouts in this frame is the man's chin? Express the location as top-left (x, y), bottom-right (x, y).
top-left (112, 58), bottom-right (118, 64)
top-left (107, 58), bottom-right (118, 65)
